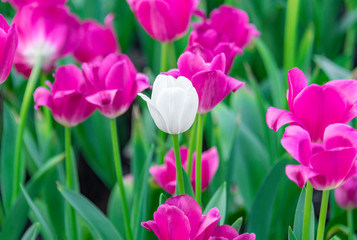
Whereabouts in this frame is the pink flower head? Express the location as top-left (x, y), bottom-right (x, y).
top-left (187, 5), bottom-right (259, 73)
top-left (73, 14), bottom-right (120, 63)
top-left (1, 0), bottom-right (66, 9)
top-left (150, 147), bottom-right (219, 194)
top-left (165, 52), bottom-right (244, 114)
top-left (334, 174), bottom-right (357, 209)
top-left (142, 194), bottom-right (221, 240)
top-left (13, 4), bottom-right (81, 77)
top-left (33, 65), bottom-right (96, 127)
top-left (0, 14), bottom-right (18, 84)
top-left (209, 225), bottom-right (256, 240)
top-left (126, 0), bottom-right (198, 42)
top-left (267, 67), bottom-right (357, 142)
top-left (84, 53), bottom-right (150, 118)
top-left (282, 123), bottom-right (357, 190)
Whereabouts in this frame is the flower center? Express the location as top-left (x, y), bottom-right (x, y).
top-left (23, 36), bottom-right (57, 68)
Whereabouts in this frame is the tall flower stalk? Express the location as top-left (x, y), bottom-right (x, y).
top-left (316, 190), bottom-right (329, 240)
top-left (302, 182), bottom-right (313, 240)
top-left (195, 113), bottom-right (204, 204)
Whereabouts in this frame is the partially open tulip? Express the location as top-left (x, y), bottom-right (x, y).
top-left (84, 53), bottom-right (150, 118)
top-left (126, 0), bottom-right (198, 42)
top-left (13, 4), bottom-right (81, 77)
top-left (267, 67), bottom-right (357, 142)
top-left (282, 123), bottom-right (357, 190)
top-left (150, 147), bottom-right (219, 194)
top-left (187, 5), bottom-right (259, 73)
top-left (138, 74), bottom-right (198, 134)
top-left (34, 65), bottom-right (96, 127)
top-left (166, 52), bottom-right (244, 114)
top-left (0, 14), bottom-right (18, 84)
top-left (334, 174), bottom-right (357, 209)
top-left (73, 14), bottom-right (119, 63)
top-left (210, 225), bottom-right (256, 240)
top-left (142, 194), bottom-right (221, 240)
top-left (1, 0), bottom-right (66, 9)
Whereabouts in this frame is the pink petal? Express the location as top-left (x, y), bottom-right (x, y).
top-left (33, 86), bottom-right (52, 110)
top-left (234, 233), bottom-right (256, 240)
top-left (214, 43), bottom-right (242, 74)
top-left (0, 23), bottom-right (17, 84)
top-left (285, 165), bottom-right (318, 188)
top-left (195, 208), bottom-right (221, 240)
top-left (85, 89), bottom-right (118, 107)
top-left (334, 174), bottom-right (357, 209)
top-left (199, 147), bottom-right (219, 190)
top-left (266, 107), bottom-right (302, 131)
top-left (211, 225), bottom-right (239, 238)
top-left (281, 125), bottom-right (311, 166)
top-left (52, 65), bottom-right (84, 92)
top-left (136, 73), bottom-right (151, 92)
top-left (178, 51), bottom-right (208, 80)
top-left (323, 123), bottom-right (357, 150)
top-left (210, 53), bottom-right (226, 73)
top-left (287, 67), bottom-right (307, 111)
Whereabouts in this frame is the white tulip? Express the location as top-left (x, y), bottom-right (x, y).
top-left (138, 74), bottom-right (198, 134)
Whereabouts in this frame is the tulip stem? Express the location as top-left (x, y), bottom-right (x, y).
top-left (347, 209), bottom-right (354, 240)
top-left (302, 182), bottom-right (313, 240)
top-left (11, 58), bottom-right (42, 205)
top-left (195, 114), bottom-right (204, 205)
top-left (167, 42), bottom-right (176, 69)
top-left (65, 127), bottom-right (78, 240)
top-left (172, 134), bottom-right (185, 195)
top-left (316, 190), bottom-right (330, 240)
top-left (160, 43), bottom-right (168, 72)
top-left (187, 117), bottom-right (197, 177)
top-left (110, 118), bottom-right (133, 240)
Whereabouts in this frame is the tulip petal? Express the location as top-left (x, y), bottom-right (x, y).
top-left (85, 89), bottom-right (118, 107)
top-left (324, 123), bottom-right (357, 150)
top-left (52, 64), bottom-right (84, 92)
top-left (136, 73), bottom-right (151, 92)
top-left (234, 233), bottom-right (256, 240)
top-left (178, 52), bottom-right (208, 79)
top-left (266, 107), bottom-right (302, 131)
top-left (287, 67), bottom-right (308, 111)
top-left (195, 208), bottom-right (221, 240)
top-left (281, 125), bottom-right (311, 166)
top-left (0, 24), bottom-right (17, 84)
top-left (285, 165), bottom-right (318, 188)
top-left (211, 225), bottom-right (238, 238)
top-left (151, 74), bottom-right (176, 105)
top-left (33, 87), bottom-right (52, 110)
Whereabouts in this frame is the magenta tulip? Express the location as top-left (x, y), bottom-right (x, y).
top-left (142, 194), bottom-right (221, 240)
top-left (165, 52), bottom-right (244, 114)
top-left (34, 65), bottom-right (96, 126)
top-left (1, 0), bottom-right (66, 9)
top-left (13, 4), bottom-right (81, 77)
top-left (187, 5), bottom-right (259, 73)
top-left (210, 225), bottom-right (256, 240)
top-left (334, 174), bottom-right (357, 209)
top-left (267, 67), bottom-right (357, 142)
top-left (126, 0), bottom-right (198, 42)
top-left (73, 14), bottom-right (119, 63)
top-left (282, 123), bottom-right (357, 190)
top-left (150, 147), bottom-right (219, 194)
top-left (83, 53), bottom-right (150, 118)
top-left (0, 14), bottom-right (18, 83)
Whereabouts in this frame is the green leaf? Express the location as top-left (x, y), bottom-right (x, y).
top-left (58, 184), bottom-right (123, 240)
top-left (330, 236), bottom-right (342, 240)
top-left (297, 23), bottom-right (315, 72)
top-left (247, 159), bottom-right (289, 238)
top-left (288, 226), bottom-right (297, 240)
top-left (21, 186), bottom-right (55, 240)
top-left (232, 217), bottom-right (243, 233)
top-left (293, 186), bottom-right (315, 240)
top-left (21, 222), bottom-right (40, 240)
top-left (204, 182), bottom-right (227, 224)
top-left (314, 55), bottom-right (351, 80)
top-left (159, 193), bottom-right (168, 205)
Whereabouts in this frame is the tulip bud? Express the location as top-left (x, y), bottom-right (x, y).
top-left (138, 74), bottom-right (198, 134)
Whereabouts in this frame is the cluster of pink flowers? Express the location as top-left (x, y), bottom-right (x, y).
top-left (266, 68), bottom-right (357, 191)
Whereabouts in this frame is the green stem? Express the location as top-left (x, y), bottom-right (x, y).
top-left (284, 0), bottom-right (300, 81)
top-left (302, 182), bottom-right (314, 240)
top-left (172, 134), bottom-right (185, 195)
top-left (195, 114), bottom-right (204, 205)
top-left (344, 0), bottom-right (357, 70)
top-left (347, 209), bottom-right (354, 240)
top-left (41, 72), bottom-right (52, 137)
top-left (167, 42), bottom-right (176, 69)
top-left (187, 118), bottom-right (197, 177)
top-left (11, 58), bottom-right (42, 204)
top-left (65, 127), bottom-right (78, 240)
top-left (110, 118), bottom-right (133, 240)
top-left (317, 190), bottom-right (330, 240)
top-left (160, 43), bottom-right (168, 72)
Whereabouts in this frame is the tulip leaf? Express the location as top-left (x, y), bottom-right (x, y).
top-left (314, 55), bottom-right (351, 80)
top-left (21, 185), bottom-right (55, 240)
top-left (159, 193), bottom-right (168, 205)
top-left (293, 186), bottom-right (315, 240)
top-left (204, 182), bottom-right (227, 224)
top-left (58, 184), bottom-right (123, 240)
top-left (232, 217), bottom-right (243, 233)
top-left (247, 159), bottom-right (289, 239)
top-left (288, 226), bottom-right (297, 240)
top-left (21, 222), bottom-right (40, 240)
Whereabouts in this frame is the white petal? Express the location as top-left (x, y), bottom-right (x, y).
top-left (179, 86), bottom-right (199, 133)
top-left (175, 76), bottom-right (194, 90)
top-left (151, 74), bottom-right (176, 105)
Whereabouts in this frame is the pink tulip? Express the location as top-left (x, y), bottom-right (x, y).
top-left (33, 65), bottom-right (96, 127)
top-left (334, 174), bottom-right (357, 209)
top-left (165, 52), bottom-right (244, 114)
top-left (142, 194), bottom-right (221, 240)
top-left (73, 14), bottom-right (119, 63)
top-left (282, 123), bottom-right (357, 190)
top-left (0, 14), bottom-right (18, 84)
top-left (83, 53), bottom-right (150, 118)
top-left (210, 225), bottom-right (256, 240)
top-left (267, 67), bottom-right (357, 142)
top-left (126, 0), bottom-right (198, 42)
top-left (150, 147), bottom-right (219, 194)
top-left (187, 5), bottom-right (259, 73)
top-left (1, 0), bottom-right (66, 9)
top-left (13, 4), bottom-right (81, 77)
